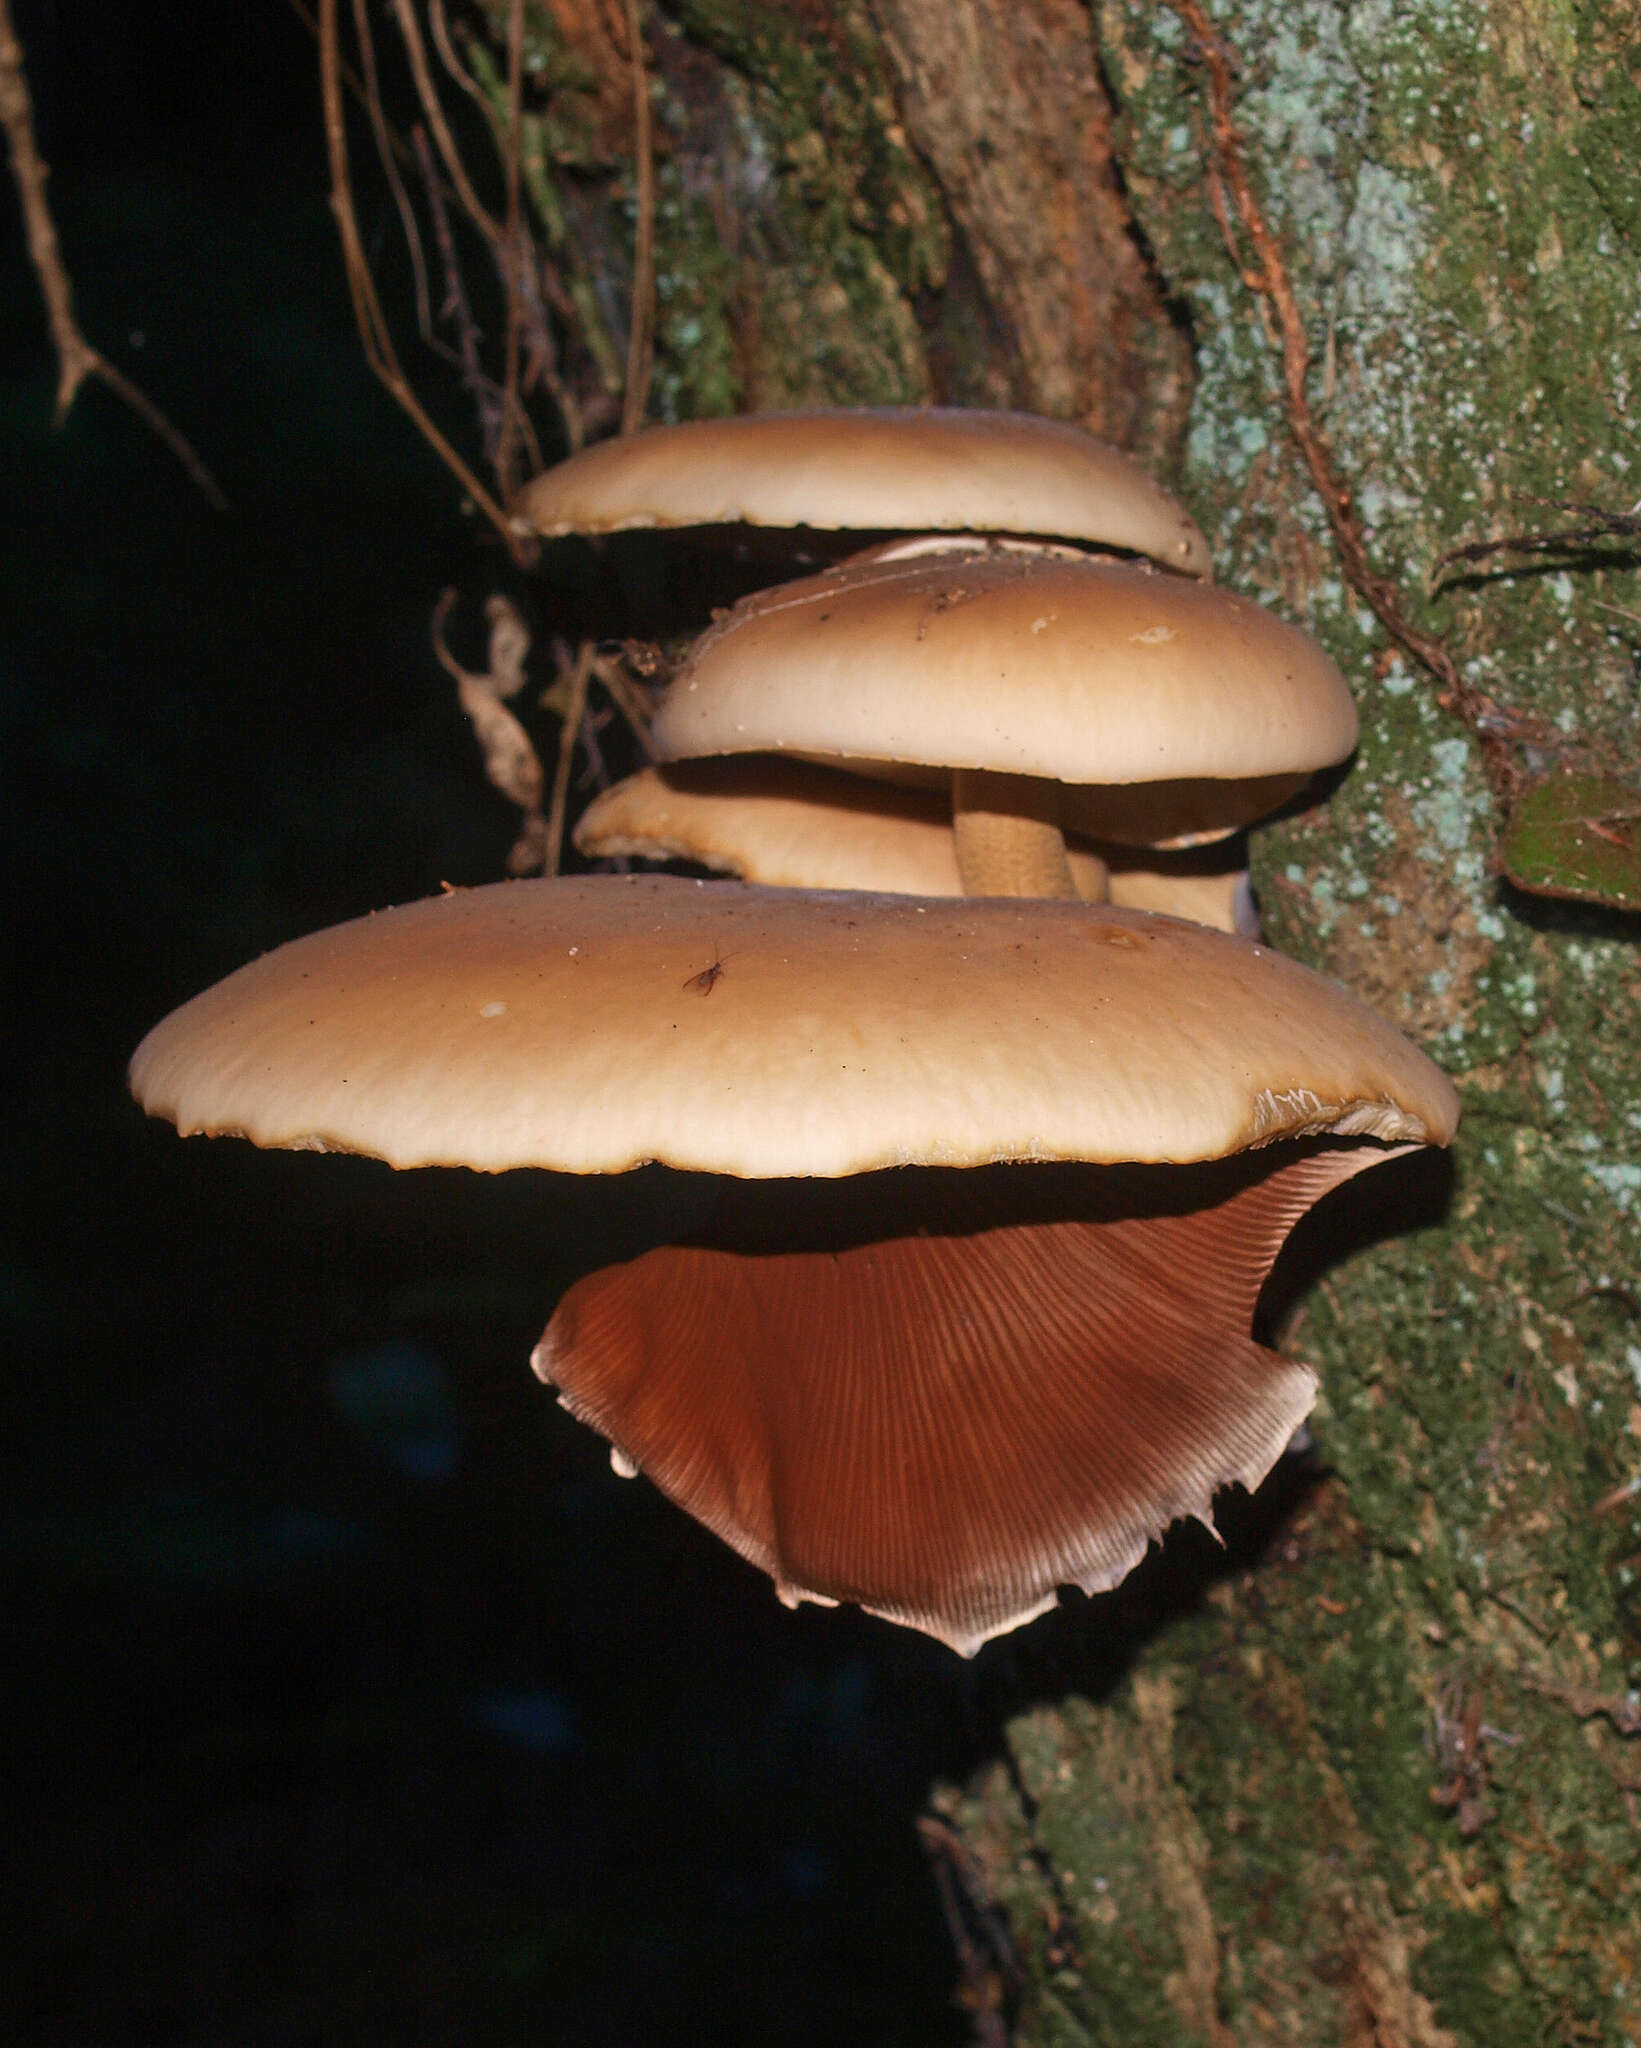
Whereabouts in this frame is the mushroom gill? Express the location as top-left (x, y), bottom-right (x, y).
top-left (537, 1146), bottom-right (1395, 1656)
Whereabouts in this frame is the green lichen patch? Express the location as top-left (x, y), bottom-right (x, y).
top-left (943, 1446), bottom-right (1641, 2041)
top-left (997, 1682), bottom-right (1229, 2047)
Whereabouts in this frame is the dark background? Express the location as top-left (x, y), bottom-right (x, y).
top-left (1, 6), bottom-right (1304, 2040)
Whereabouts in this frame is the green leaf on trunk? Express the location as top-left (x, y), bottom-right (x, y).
top-left (1502, 772), bottom-right (1641, 910)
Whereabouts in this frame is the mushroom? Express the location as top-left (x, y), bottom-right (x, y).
top-left (512, 406), bottom-right (1212, 577)
top-left (572, 755), bottom-right (1109, 896)
top-left (636, 537), bottom-right (1356, 904)
top-left (574, 757), bottom-right (1266, 934)
top-left (131, 874), bottom-right (1458, 1653)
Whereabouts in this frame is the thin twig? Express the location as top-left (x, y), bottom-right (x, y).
top-left (349, 0), bottom-right (434, 344)
top-left (286, 0), bottom-right (465, 209)
top-left (427, 0), bottom-right (581, 458)
top-left (1519, 1670), bottom-right (1641, 1737)
top-left (319, 0), bottom-right (532, 563)
top-left (505, 236), bottom-right (561, 468)
top-left (295, 1), bottom-right (575, 500)
top-left (545, 640), bottom-right (597, 876)
top-left (288, 0), bottom-right (468, 342)
top-left (389, 0), bottom-right (506, 249)
top-left (415, 125), bottom-right (508, 454)
top-left (1167, 0), bottom-right (1517, 805)
top-left (576, 701), bottom-right (619, 800)
top-left (286, 0), bottom-right (372, 118)
top-left (619, 0), bottom-right (655, 435)
top-left (404, 0), bottom-right (563, 476)
top-left (495, 0), bottom-right (529, 496)
top-left (916, 1815), bottom-right (1019, 2048)
top-left (428, 0), bottom-right (491, 112)
top-left (0, 0), bottom-right (227, 506)
top-left (412, 110), bottom-right (547, 484)
top-left (1432, 500), bottom-right (1641, 580)
top-left (589, 649), bottom-right (659, 757)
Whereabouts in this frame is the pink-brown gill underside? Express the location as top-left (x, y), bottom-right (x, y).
top-left (535, 1146), bottom-right (1391, 1655)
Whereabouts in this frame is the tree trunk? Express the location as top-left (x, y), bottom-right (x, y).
top-left (501, 1), bottom-right (1641, 2036)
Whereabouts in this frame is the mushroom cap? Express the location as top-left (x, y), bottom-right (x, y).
top-left (511, 408), bottom-right (1212, 575)
top-left (576, 756), bottom-right (1120, 897)
top-left (130, 875), bottom-right (1458, 1177)
top-left (575, 760), bottom-right (1255, 929)
top-left (1104, 855), bottom-right (1254, 937)
top-left (654, 542), bottom-right (1358, 793)
top-left (576, 757), bottom-right (971, 893)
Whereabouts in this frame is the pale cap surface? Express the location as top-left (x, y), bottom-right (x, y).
top-left (1105, 857), bottom-right (1253, 936)
top-left (131, 875), bottom-right (1458, 1178)
top-left (512, 408), bottom-right (1211, 574)
top-left (656, 545), bottom-right (1356, 791)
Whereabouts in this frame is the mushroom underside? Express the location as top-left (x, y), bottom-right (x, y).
top-left (535, 1143), bottom-right (1390, 1655)
top-left (574, 759), bottom-right (1260, 929)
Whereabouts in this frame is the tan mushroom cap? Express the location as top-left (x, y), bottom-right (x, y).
top-left (575, 757), bottom-right (1103, 898)
top-left (576, 759), bottom-right (1257, 929)
top-left (511, 408), bottom-right (1212, 575)
top-left (655, 542), bottom-right (1358, 796)
top-left (131, 875), bottom-right (1458, 1178)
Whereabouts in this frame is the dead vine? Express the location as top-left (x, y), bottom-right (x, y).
top-left (319, 0), bottom-right (526, 560)
top-left (309, 0), bottom-right (658, 540)
top-left (433, 584), bottom-right (656, 874)
top-left (305, 3), bottom-right (668, 867)
top-left (0, 0), bottom-right (226, 506)
top-left (543, 637), bottom-right (596, 877)
top-left (434, 588), bottom-right (550, 872)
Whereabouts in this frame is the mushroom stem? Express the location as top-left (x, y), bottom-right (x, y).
top-left (952, 768), bottom-right (1095, 900)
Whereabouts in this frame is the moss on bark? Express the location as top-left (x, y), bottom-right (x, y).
top-left (480, 0), bottom-right (1192, 439)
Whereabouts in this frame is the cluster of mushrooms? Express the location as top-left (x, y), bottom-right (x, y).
top-left (132, 409), bottom-right (1457, 1657)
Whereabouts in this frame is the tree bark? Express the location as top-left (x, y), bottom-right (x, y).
top-left (492, 1), bottom-right (1641, 2037)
